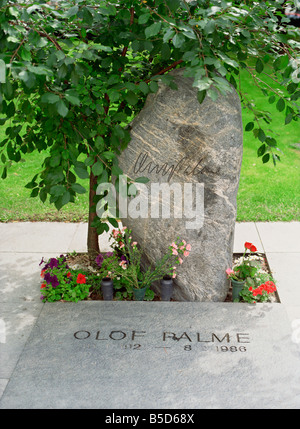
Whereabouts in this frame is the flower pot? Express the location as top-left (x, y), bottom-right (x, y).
top-left (132, 285), bottom-right (148, 301)
top-left (160, 275), bottom-right (173, 301)
top-left (101, 277), bottom-right (114, 301)
top-left (231, 279), bottom-right (246, 302)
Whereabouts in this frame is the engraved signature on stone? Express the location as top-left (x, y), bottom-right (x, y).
top-left (133, 152), bottom-right (206, 181)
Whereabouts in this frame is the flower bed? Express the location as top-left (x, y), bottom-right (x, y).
top-left (39, 226), bottom-right (191, 302)
top-left (225, 251), bottom-right (280, 303)
top-left (39, 235), bottom-right (278, 304)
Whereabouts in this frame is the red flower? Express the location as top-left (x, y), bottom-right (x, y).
top-left (40, 283), bottom-right (46, 289)
top-left (244, 242), bottom-right (253, 249)
top-left (40, 269), bottom-right (46, 278)
top-left (76, 273), bottom-right (86, 284)
top-left (250, 245), bottom-right (257, 252)
top-left (67, 272), bottom-right (72, 278)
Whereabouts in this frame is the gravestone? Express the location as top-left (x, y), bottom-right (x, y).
top-left (118, 69), bottom-right (243, 301)
top-left (1, 302), bottom-right (300, 409)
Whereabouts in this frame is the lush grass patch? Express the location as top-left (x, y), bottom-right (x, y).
top-left (236, 67), bottom-right (300, 221)
top-left (0, 145), bottom-right (89, 222)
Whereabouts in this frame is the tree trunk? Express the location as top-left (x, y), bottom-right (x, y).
top-left (87, 170), bottom-right (100, 255)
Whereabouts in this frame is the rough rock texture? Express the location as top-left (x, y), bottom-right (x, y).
top-left (118, 69), bottom-right (243, 301)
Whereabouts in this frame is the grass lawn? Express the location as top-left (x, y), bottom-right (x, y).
top-left (237, 67), bottom-right (300, 221)
top-left (0, 70), bottom-right (299, 223)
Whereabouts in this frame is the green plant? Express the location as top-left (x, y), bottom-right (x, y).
top-left (113, 275), bottom-right (154, 300)
top-left (97, 226), bottom-right (191, 294)
top-left (40, 254), bottom-right (94, 302)
top-left (226, 242), bottom-right (277, 303)
top-left (0, 1), bottom-right (299, 255)
top-left (226, 242), bottom-right (259, 281)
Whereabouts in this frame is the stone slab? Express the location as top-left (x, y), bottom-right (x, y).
top-left (0, 302), bottom-right (43, 378)
top-left (0, 222), bottom-right (78, 253)
top-left (256, 222), bottom-right (300, 253)
top-left (1, 302), bottom-right (300, 409)
top-left (233, 223), bottom-right (264, 253)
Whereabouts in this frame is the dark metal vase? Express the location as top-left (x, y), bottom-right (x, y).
top-left (160, 275), bottom-right (173, 301)
top-left (101, 277), bottom-right (114, 301)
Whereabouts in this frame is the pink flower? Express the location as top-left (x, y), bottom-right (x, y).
top-left (132, 241), bottom-right (137, 247)
top-left (186, 244), bottom-right (191, 251)
top-left (183, 250), bottom-right (189, 257)
top-left (171, 242), bottom-right (178, 249)
top-left (226, 268), bottom-right (234, 275)
top-left (172, 248), bottom-right (178, 256)
top-left (119, 260), bottom-right (127, 270)
top-left (119, 243), bottom-right (125, 249)
top-left (172, 272), bottom-right (177, 278)
top-left (178, 257), bottom-right (183, 264)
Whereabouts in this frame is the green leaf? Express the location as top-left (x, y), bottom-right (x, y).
top-left (92, 161), bottom-right (103, 176)
top-left (74, 164), bottom-right (89, 179)
top-left (30, 188), bottom-right (39, 198)
top-left (258, 128), bottom-right (266, 143)
top-left (65, 94), bottom-right (80, 106)
top-left (61, 190), bottom-right (71, 206)
top-left (56, 99), bottom-right (69, 117)
top-left (138, 81), bottom-right (149, 95)
top-left (138, 13), bottom-right (150, 24)
top-left (149, 81), bottom-right (158, 93)
top-left (255, 58), bottom-right (264, 74)
top-left (276, 98), bottom-right (285, 112)
top-left (262, 153), bottom-right (270, 164)
top-left (0, 59), bottom-right (6, 83)
top-left (135, 176), bottom-right (149, 184)
top-left (1, 166), bottom-right (7, 179)
top-left (172, 33), bottom-right (185, 49)
top-left (245, 122), bottom-right (254, 131)
top-left (285, 113), bottom-right (293, 125)
top-left (266, 137), bottom-right (277, 147)
top-left (49, 153), bottom-right (61, 167)
top-left (145, 22), bottom-right (161, 38)
top-left (257, 143), bottom-right (265, 156)
top-left (197, 90), bottom-right (206, 104)
top-left (102, 151), bottom-right (115, 160)
top-left (125, 91), bottom-right (139, 105)
top-left (66, 5), bottom-right (78, 17)
top-left (287, 82), bottom-right (298, 94)
top-left (71, 183), bottom-right (87, 194)
top-left (41, 93), bottom-right (60, 104)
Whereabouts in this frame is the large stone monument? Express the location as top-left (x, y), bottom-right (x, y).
top-left (118, 69), bottom-right (243, 301)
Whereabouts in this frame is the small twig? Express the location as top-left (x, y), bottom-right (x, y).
top-left (10, 38), bottom-right (25, 63)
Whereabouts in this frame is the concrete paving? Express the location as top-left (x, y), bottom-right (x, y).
top-left (0, 221), bottom-right (299, 409)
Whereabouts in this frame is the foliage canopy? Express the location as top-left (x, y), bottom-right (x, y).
top-left (0, 0), bottom-right (299, 251)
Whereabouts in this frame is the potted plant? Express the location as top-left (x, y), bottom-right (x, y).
top-left (97, 227), bottom-right (191, 301)
top-left (226, 242), bottom-right (259, 301)
top-left (226, 242), bottom-right (277, 303)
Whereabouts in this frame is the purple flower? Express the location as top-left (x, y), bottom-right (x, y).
top-left (44, 272), bottom-right (59, 288)
top-left (95, 254), bottom-right (104, 267)
top-left (105, 252), bottom-right (114, 258)
top-left (48, 258), bottom-right (58, 269)
top-left (120, 255), bottom-right (128, 263)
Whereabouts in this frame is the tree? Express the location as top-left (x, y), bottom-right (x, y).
top-left (0, 0), bottom-right (299, 255)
